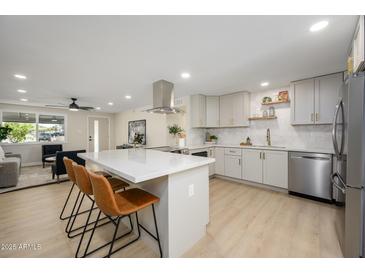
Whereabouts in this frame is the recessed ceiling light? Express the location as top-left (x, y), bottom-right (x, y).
top-left (14, 74), bottom-right (27, 80)
top-left (260, 82), bottom-right (269, 87)
top-left (17, 89), bottom-right (27, 93)
top-left (181, 72), bottom-right (191, 79)
top-left (108, 102), bottom-right (114, 106)
top-left (310, 21), bottom-right (329, 32)
top-left (95, 107), bottom-right (101, 110)
top-left (20, 98), bottom-right (28, 102)
top-left (125, 95), bottom-right (132, 100)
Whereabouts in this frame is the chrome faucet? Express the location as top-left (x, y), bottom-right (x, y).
top-left (266, 128), bottom-right (271, 146)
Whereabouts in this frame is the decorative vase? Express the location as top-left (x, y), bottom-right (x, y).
top-left (179, 138), bottom-right (186, 148)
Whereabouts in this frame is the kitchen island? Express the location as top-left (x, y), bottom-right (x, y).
top-left (79, 148), bottom-right (215, 258)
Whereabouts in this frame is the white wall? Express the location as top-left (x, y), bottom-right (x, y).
top-left (113, 100), bottom-right (196, 148)
top-left (114, 107), bottom-right (169, 147)
top-left (205, 87), bottom-right (333, 150)
top-left (0, 103), bottom-right (115, 165)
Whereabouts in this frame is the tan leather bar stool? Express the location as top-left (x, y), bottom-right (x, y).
top-left (72, 163), bottom-right (133, 258)
top-left (86, 171), bottom-right (163, 258)
top-left (63, 157), bottom-right (129, 238)
top-left (60, 157), bottom-right (112, 221)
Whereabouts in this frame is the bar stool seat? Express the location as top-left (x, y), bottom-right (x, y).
top-left (107, 177), bottom-right (130, 192)
top-left (115, 188), bottom-right (159, 215)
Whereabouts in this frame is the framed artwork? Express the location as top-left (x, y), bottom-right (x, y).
top-left (128, 119), bottom-right (146, 145)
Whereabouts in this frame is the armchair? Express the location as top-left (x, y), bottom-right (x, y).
top-left (42, 144), bottom-right (63, 168)
top-left (51, 150), bottom-right (86, 182)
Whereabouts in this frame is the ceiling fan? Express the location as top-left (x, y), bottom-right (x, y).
top-left (46, 98), bottom-right (95, 111)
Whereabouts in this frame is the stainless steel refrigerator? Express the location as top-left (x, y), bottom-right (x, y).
top-left (331, 72), bottom-right (365, 257)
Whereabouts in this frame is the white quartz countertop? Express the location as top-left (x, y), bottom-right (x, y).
top-left (79, 149), bottom-right (215, 183)
top-left (187, 144), bottom-right (334, 154)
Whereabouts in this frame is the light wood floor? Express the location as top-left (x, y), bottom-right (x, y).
top-left (0, 177), bottom-right (343, 258)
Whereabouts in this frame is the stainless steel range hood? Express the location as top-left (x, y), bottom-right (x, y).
top-left (145, 80), bottom-right (181, 114)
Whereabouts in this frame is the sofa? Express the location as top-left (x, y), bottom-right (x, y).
top-left (42, 144), bottom-right (63, 168)
top-left (0, 146), bottom-right (22, 188)
top-left (51, 150), bottom-right (86, 182)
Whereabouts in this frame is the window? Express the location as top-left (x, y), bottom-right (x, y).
top-left (1, 112), bottom-right (37, 143)
top-left (0, 111), bottom-right (66, 144)
top-left (38, 115), bottom-right (65, 143)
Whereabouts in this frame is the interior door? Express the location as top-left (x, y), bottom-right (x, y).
top-left (88, 117), bottom-right (110, 152)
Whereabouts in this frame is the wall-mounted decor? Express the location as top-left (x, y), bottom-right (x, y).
top-left (128, 119), bottom-right (146, 145)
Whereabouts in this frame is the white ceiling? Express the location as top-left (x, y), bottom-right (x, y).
top-left (0, 15), bottom-right (358, 112)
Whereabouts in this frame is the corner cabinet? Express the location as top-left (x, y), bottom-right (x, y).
top-left (219, 92), bottom-right (250, 127)
top-left (242, 149), bottom-right (288, 189)
top-left (290, 72), bottom-right (343, 125)
top-left (190, 94), bottom-right (206, 128)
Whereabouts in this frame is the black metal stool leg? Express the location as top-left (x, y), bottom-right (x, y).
top-left (67, 193), bottom-right (85, 236)
top-left (65, 190), bottom-right (81, 232)
top-left (107, 217), bottom-right (121, 258)
top-left (59, 183), bottom-right (75, 220)
top-left (83, 210), bottom-right (102, 257)
top-left (75, 200), bottom-right (94, 258)
top-left (152, 204), bottom-right (163, 258)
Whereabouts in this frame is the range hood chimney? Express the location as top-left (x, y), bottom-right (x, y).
top-left (145, 80), bottom-right (180, 114)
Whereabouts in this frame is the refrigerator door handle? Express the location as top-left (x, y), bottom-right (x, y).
top-left (332, 98), bottom-right (344, 158)
top-left (331, 172), bottom-right (346, 194)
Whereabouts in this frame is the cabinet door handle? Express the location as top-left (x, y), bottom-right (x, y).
top-left (238, 158), bottom-right (241, 165)
top-left (316, 113), bottom-right (319, 121)
top-left (259, 152), bottom-right (262, 159)
top-left (263, 152), bottom-right (265, 160)
top-left (311, 113), bottom-right (314, 122)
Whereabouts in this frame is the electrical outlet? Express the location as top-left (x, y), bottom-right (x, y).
top-left (188, 184), bottom-right (194, 197)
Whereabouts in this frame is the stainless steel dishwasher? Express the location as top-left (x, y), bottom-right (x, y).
top-left (288, 152), bottom-right (333, 201)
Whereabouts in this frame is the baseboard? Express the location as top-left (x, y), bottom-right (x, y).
top-left (213, 174), bottom-right (288, 194)
top-left (22, 161), bottom-right (42, 167)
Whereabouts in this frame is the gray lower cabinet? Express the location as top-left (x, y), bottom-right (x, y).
top-left (242, 149), bottom-right (288, 189)
top-left (224, 155), bottom-right (241, 179)
top-left (214, 147), bottom-right (225, 175)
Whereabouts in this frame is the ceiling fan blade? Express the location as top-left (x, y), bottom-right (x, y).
top-left (45, 104), bottom-right (68, 108)
top-left (79, 106), bottom-right (95, 111)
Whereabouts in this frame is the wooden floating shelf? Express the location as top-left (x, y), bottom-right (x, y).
top-left (248, 116), bottom-right (277, 121)
top-left (262, 100), bottom-right (290, 105)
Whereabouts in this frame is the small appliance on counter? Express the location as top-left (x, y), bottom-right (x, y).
top-left (116, 144), bottom-right (134, 149)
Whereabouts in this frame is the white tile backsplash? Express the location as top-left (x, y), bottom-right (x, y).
top-left (202, 87), bottom-right (333, 150)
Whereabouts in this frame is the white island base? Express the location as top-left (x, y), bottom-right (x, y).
top-left (134, 165), bottom-right (209, 257)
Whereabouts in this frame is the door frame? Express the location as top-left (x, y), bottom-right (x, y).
top-left (86, 115), bottom-right (111, 152)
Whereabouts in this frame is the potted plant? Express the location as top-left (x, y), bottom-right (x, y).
top-left (210, 135), bottom-right (218, 144)
top-left (167, 124), bottom-right (184, 147)
top-left (0, 125), bottom-right (12, 143)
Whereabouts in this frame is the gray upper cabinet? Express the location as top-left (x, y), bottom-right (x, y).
top-left (206, 96), bottom-right (220, 127)
top-left (190, 94), bottom-right (206, 128)
top-left (219, 92), bottom-right (250, 127)
top-left (290, 78), bottom-right (315, 125)
top-left (314, 73), bottom-right (343, 124)
top-left (291, 72), bottom-right (343, 125)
